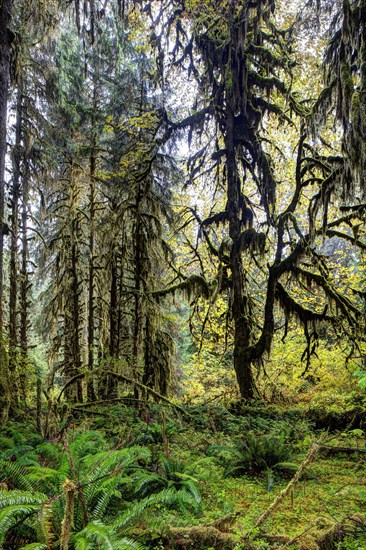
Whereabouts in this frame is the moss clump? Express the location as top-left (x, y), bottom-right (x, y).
top-left (350, 91), bottom-right (360, 127)
top-left (165, 525), bottom-right (239, 549)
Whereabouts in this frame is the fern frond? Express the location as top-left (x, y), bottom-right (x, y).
top-left (131, 472), bottom-right (164, 499)
top-left (115, 538), bottom-right (146, 550)
top-left (74, 520), bottom-right (145, 550)
top-left (2, 446), bottom-right (36, 464)
top-left (154, 487), bottom-right (201, 514)
top-left (0, 504), bottom-right (41, 546)
top-left (0, 459), bottom-right (36, 491)
top-left (82, 447), bottom-right (150, 509)
top-left (18, 543), bottom-right (47, 550)
top-left (112, 495), bottom-right (158, 531)
top-left (179, 479), bottom-right (201, 505)
top-left (0, 436), bottom-right (15, 451)
top-left (0, 490), bottom-right (48, 508)
top-left (38, 499), bottom-right (54, 546)
top-left (26, 465), bottom-right (67, 493)
top-left (184, 457), bottom-right (216, 476)
top-left (0, 490), bottom-right (49, 546)
top-left (92, 484), bottom-right (121, 520)
top-left (70, 430), bottom-right (109, 463)
top-left (74, 537), bottom-right (93, 550)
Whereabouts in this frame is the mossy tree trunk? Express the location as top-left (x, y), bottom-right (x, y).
top-left (8, 83), bottom-right (22, 412)
top-left (0, 0), bottom-right (13, 422)
top-left (87, 84), bottom-right (98, 402)
top-left (225, 106), bottom-right (256, 399)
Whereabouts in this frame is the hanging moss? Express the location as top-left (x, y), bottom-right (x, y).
top-left (153, 274), bottom-right (210, 301)
top-left (340, 59), bottom-right (354, 119)
top-left (350, 90), bottom-right (360, 127)
top-left (143, 326), bottom-right (174, 397)
top-left (219, 237), bottom-right (233, 258)
top-left (238, 228), bottom-right (266, 254)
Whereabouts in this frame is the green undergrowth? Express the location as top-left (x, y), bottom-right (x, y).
top-left (0, 402), bottom-right (365, 549)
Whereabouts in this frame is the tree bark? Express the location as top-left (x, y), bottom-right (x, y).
top-left (0, 0), bottom-right (14, 422)
top-left (64, 183), bottom-right (83, 404)
top-left (71, 241), bottom-right (83, 402)
top-left (87, 86), bottom-right (97, 401)
top-left (9, 84), bottom-right (22, 411)
top-left (19, 125), bottom-right (30, 401)
top-left (225, 106), bottom-right (256, 399)
top-left (133, 184), bottom-right (144, 398)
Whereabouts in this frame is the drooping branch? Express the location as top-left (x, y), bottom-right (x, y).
top-left (292, 266), bottom-right (362, 324)
top-left (275, 282), bottom-right (331, 325)
top-left (152, 274), bottom-right (210, 300)
top-left (326, 229), bottom-right (366, 250)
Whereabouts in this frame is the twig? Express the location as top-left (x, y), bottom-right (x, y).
top-left (277, 519), bottom-right (320, 548)
top-left (253, 441), bottom-right (321, 530)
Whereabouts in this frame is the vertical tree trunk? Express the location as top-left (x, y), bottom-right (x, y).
top-left (64, 241), bottom-right (83, 403)
top-left (36, 378), bottom-right (42, 434)
top-left (87, 88), bottom-right (97, 401)
top-left (9, 85), bottom-right (22, 411)
top-left (109, 257), bottom-right (118, 359)
top-left (98, 248), bottom-right (119, 399)
top-left (225, 107), bottom-right (256, 400)
top-left (0, 0), bottom-right (13, 422)
top-left (133, 185), bottom-right (144, 398)
top-left (72, 241), bottom-right (83, 402)
top-left (19, 135), bottom-right (30, 401)
top-left (64, 168), bottom-right (83, 404)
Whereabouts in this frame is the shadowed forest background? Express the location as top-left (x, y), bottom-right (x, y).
top-left (0, 0), bottom-right (366, 548)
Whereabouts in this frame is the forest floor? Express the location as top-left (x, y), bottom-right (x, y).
top-left (0, 400), bottom-right (365, 549)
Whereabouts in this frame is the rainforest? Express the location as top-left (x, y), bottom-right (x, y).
top-left (0, 0), bottom-right (365, 548)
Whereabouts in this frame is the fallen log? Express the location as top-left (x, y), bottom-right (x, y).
top-left (253, 442), bottom-right (321, 530)
top-left (319, 444), bottom-right (366, 455)
top-left (278, 513), bottom-right (366, 550)
top-left (163, 525), bottom-right (243, 549)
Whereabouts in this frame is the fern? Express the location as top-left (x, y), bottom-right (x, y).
top-left (38, 499), bottom-right (55, 546)
top-left (35, 441), bottom-right (64, 467)
top-left (70, 430), bottom-right (109, 464)
top-left (0, 437), bottom-right (15, 452)
top-left (211, 432), bottom-right (295, 477)
top-left (0, 459), bottom-right (36, 492)
top-left (25, 465), bottom-right (68, 494)
top-left (1, 446), bottom-right (37, 465)
top-left (74, 520), bottom-right (145, 550)
top-left (91, 479), bottom-right (122, 520)
top-left (154, 487), bottom-right (201, 514)
top-left (19, 544), bottom-right (47, 550)
top-left (0, 490), bottom-right (48, 509)
top-left (177, 477), bottom-right (201, 506)
top-left (0, 490), bottom-right (49, 547)
top-left (132, 421), bottom-right (182, 445)
top-left (73, 446), bottom-right (150, 531)
top-left (112, 494), bottom-right (159, 531)
top-left (131, 471), bottom-right (165, 499)
top-left (128, 457), bottom-right (203, 515)
top-left (73, 449), bottom-right (143, 543)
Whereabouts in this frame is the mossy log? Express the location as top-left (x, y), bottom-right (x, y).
top-left (163, 526), bottom-right (245, 550)
top-left (319, 444), bottom-right (366, 455)
top-left (289, 513), bottom-right (366, 550)
top-left (254, 442), bottom-right (321, 529)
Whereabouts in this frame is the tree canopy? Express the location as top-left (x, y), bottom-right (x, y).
top-left (0, 0), bottom-right (365, 417)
